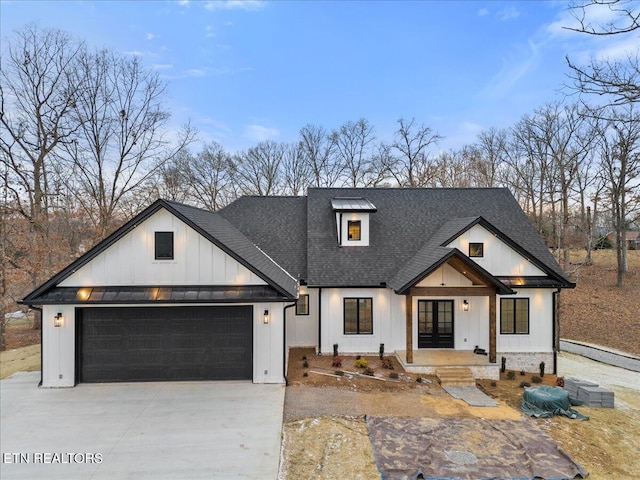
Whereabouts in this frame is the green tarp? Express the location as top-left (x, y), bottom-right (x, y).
top-left (521, 386), bottom-right (589, 420)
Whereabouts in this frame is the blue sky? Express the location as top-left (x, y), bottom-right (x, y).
top-left (1, 0), bottom-right (637, 152)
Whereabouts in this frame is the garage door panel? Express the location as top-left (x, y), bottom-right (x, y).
top-left (79, 306), bottom-right (253, 382)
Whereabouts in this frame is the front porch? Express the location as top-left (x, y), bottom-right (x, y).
top-left (395, 349), bottom-right (500, 380)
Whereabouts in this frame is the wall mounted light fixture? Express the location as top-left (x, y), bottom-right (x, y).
top-left (462, 300), bottom-right (469, 312)
top-left (263, 309), bottom-right (270, 325)
top-left (54, 312), bottom-right (64, 327)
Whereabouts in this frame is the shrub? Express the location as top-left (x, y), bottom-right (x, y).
top-left (331, 356), bottom-right (343, 368)
top-left (520, 370), bottom-right (526, 376)
top-left (355, 358), bottom-right (369, 368)
top-left (364, 367), bottom-right (375, 376)
top-left (539, 361), bottom-right (545, 377)
top-left (302, 360), bottom-right (309, 368)
top-left (416, 377), bottom-right (423, 383)
top-left (356, 354), bottom-right (362, 360)
top-left (381, 357), bottom-right (394, 370)
top-left (303, 372), bottom-right (308, 377)
top-left (501, 356), bottom-right (506, 373)
top-left (556, 377), bottom-right (565, 387)
top-left (301, 355), bottom-right (307, 361)
top-left (379, 343), bottom-right (385, 360)
top-left (531, 375), bottom-right (543, 384)
top-left (389, 372), bottom-right (399, 379)
top-left (333, 344), bottom-right (339, 356)
top-left (490, 381), bottom-right (497, 387)
top-left (506, 371), bottom-right (516, 380)
top-left (519, 381), bottom-right (531, 388)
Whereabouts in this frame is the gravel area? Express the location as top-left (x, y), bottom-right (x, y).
top-left (557, 351), bottom-right (640, 392)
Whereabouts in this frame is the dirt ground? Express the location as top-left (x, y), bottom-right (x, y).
top-left (561, 249), bottom-right (640, 356)
top-left (281, 348), bottom-right (640, 480)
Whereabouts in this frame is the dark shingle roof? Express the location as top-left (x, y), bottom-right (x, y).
top-left (219, 196), bottom-right (308, 281)
top-left (304, 188), bottom-right (572, 287)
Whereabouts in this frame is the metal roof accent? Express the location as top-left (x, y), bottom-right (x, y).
top-left (26, 285), bottom-right (290, 305)
top-left (331, 197), bottom-right (377, 212)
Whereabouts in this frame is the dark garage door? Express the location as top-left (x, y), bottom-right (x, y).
top-left (78, 306), bottom-right (253, 383)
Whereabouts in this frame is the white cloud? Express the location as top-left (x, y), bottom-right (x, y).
top-left (244, 124), bottom-right (279, 142)
top-left (177, 0), bottom-right (189, 6)
top-left (478, 8), bottom-right (489, 17)
top-left (152, 64), bottom-right (173, 70)
top-left (186, 68), bottom-right (206, 77)
top-left (146, 33), bottom-right (156, 40)
top-left (484, 39), bottom-right (541, 96)
top-left (204, 0), bottom-right (266, 12)
top-left (123, 50), bottom-right (144, 57)
top-left (205, 25), bottom-right (216, 38)
top-left (497, 6), bottom-right (520, 21)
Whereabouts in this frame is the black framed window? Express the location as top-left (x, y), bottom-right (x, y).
top-left (344, 297), bottom-right (372, 334)
top-left (469, 242), bottom-right (484, 257)
top-left (296, 294), bottom-right (309, 315)
top-left (155, 232), bottom-right (174, 260)
top-left (500, 298), bottom-right (529, 334)
top-left (347, 221), bottom-right (361, 241)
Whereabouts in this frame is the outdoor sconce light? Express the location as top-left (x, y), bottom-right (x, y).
top-left (463, 300), bottom-right (469, 312)
top-left (263, 309), bottom-right (270, 325)
top-left (54, 312), bottom-right (64, 327)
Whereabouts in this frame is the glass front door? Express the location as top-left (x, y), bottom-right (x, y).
top-left (417, 300), bottom-right (454, 348)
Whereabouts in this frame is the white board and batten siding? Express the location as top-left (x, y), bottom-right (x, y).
top-left (286, 286), bottom-right (319, 347)
top-left (60, 209), bottom-right (267, 288)
top-left (447, 224), bottom-right (546, 276)
top-left (43, 208), bottom-right (284, 387)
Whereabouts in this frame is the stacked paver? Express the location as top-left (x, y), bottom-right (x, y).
top-left (564, 377), bottom-right (615, 408)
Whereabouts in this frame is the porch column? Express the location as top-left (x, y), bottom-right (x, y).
top-left (489, 291), bottom-right (497, 363)
top-left (405, 294), bottom-right (413, 363)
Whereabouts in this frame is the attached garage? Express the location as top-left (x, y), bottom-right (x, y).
top-left (77, 306), bottom-right (253, 383)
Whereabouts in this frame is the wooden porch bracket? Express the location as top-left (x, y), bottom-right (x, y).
top-left (405, 294), bottom-right (413, 363)
top-left (489, 292), bottom-right (497, 363)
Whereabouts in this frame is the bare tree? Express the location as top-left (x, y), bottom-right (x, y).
top-left (387, 118), bottom-right (442, 187)
top-left (233, 140), bottom-right (285, 196)
top-left (566, 0), bottom-right (640, 35)
top-left (334, 118), bottom-right (376, 187)
top-left (176, 142), bottom-right (236, 210)
top-left (596, 104), bottom-right (640, 286)
top-left (470, 127), bottom-right (510, 187)
top-left (298, 124), bottom-right (341, 187)
top-left (0, 25), bottom-right (82, 232)
top-left (63, 49), bottom-right (194, 237)
top-left (282, 142), bottom-right (310, 196)
top-left (565, 1), bottom-right (640, 106)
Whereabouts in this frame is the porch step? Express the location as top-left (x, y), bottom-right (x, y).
top-left (436, 367), bottom-right (476, 387)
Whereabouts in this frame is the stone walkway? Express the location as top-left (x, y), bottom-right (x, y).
top-left (442, 386), bottom-right (499, 407)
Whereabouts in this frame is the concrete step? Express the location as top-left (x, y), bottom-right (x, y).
top-left (436, 367), bottom-right (476, 387)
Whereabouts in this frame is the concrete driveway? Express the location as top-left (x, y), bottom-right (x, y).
top-left (0, 372), bottom-right (285, 479)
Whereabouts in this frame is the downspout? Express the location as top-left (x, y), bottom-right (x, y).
top-left (552, 289), bottom-right (559, 375)
top-left (282, 302), bottom-right (296, 386)
top-left (29, 305), bottom-right (43, 387)
top-left (317, 288), bottom-right (322, 355)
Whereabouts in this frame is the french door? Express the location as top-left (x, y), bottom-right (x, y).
top-left (417, 300), bottom-right (454, 348)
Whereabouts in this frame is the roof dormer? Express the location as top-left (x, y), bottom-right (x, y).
top-left (331, 197), bottom-right (377, 247)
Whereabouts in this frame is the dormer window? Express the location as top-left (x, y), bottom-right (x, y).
top-left (348, 221), bottom-right (361, 241)
top-left (331, 197), bottom-right (376, 247)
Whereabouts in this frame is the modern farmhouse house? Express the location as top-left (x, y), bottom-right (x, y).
top-left (22, 188), bottom-right (574, 387)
